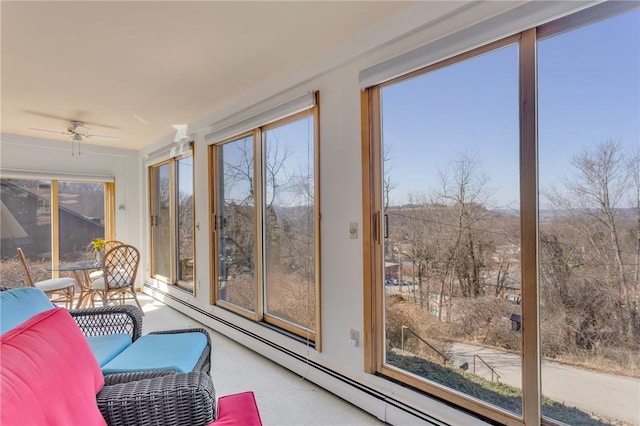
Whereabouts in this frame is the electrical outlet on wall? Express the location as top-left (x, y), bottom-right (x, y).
top-left (349, 329), bottom-right (359, 346)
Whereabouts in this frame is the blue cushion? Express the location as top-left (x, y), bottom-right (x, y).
top-left (0, 288), bottom-right (54, 334)
top-left (86, 334), bottom-right (132, 366)
top-left (101, 332), bottom-right (207, 374)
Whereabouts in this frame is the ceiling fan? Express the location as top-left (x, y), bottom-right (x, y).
top-left (29, 121), bottom-right (120, 155)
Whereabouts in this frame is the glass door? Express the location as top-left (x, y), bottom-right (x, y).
top-left (150, 162), bottom-right (172, 282)
top-left (213, 134), bottom-right (257, 313)
top-left (176, 155), bottom-right (194, 290)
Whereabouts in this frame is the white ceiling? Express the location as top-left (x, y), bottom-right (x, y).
top-left (1, 1), bottom-right (415, 151)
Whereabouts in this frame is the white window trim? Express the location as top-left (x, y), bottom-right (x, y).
top-left (143, 141), bottom-right (193, 168)
top-left (205, 91), bottom-right (317, 144)
top-left (0, 168), bottom-right (114, 183)
top-left (358, 0), bottom-right (597, 90)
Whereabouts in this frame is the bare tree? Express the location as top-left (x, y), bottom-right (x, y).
top-left (220, 139), bottom-right (258, 278)
top-left (437, 152), bottom-right (492, 300)
top-left (544, 140), bottom-right (638, 343)
top-left (493, 248), bottom-right (511, 297)
top-left (570, 141), bottom-right (630, 305)
top-left (394, 194), bottom-right (435, 308)
top-left (383, 144), bottom-right (397, 213)
top-left (627, 147), bottom-right (640, 334)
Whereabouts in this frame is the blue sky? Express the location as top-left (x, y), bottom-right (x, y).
top-left (264, 116), bottom-right (314, 207)
top-left (219, 116), bottom-right (314, 207)
top-left (177, 155), bottom-right (193, 201)
top-left (381, 8), bottom-right (639, 209)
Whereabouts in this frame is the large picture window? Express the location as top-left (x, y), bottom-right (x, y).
top-left (210, 100), bottom-right (320, 343)
top-left (149, 147), bottom-right (195, 292)
top-left (0, 177), bottom-right (114, 283)
top-left (537, 10), bottom-right (640, 425)
top-left (363, 5), bottom-right (639, 426)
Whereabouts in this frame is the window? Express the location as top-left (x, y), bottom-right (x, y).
top-left (363, 4), bottom-right (639, 425)
top-left (150, 162), bottom-right (172, 280)
top-left (0, 178), bottom-right (114, 283)
top-left (538, 8), bottom-right (640, 425)
top-left (213, 134), bottom-right (257, 312)
top-left (210, 100), bottom-right (320, 343)
top-left (176, 156), bottom-right (195, 286)
top-left (149, 146), bottom-right (195, 292)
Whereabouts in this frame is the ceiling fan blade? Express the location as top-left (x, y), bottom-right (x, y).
top-left (87, 134), bottom-right (120, 141)
top-left (23, 110), bottom-right (121, 130)
top-left (29, 127), bottom-right (70, 135)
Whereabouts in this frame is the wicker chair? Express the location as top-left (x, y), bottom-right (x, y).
top-left (16, 248), bottom-right (76, 309)
top-left (91, 244), bottom-right (144, 313)
top-left (97, 371), bottom-right (215, 426)
top-left (1, 286), bottom-right (211, 378)
top-left (88, 240), bottom-right (125, 280)
top-left (0, 286), bottom-right (216, 426)
top-left (71, 304), bottom-right (215, 425)
top-left (70, 304), bottom-right (143, 342)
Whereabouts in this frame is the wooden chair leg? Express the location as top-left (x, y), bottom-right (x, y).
top-left (70, 286), bottom-right (75, 309)
top-left (130, 289), bottom-right (144, 315)
top-left (66, 286), bottom-right (75, 309)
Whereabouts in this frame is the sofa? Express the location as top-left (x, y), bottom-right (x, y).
top-left (1, 287), bottom-right (216, 425)
top-left (0, 286), bottom-right (262, 426)
top-left (1, 287), bottom-right (211, 377)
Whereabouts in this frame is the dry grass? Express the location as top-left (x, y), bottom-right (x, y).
top-left (0, 258), bottom-right (48, 287)
top-left (220, 269), bottom-right (316, 330)
top-left (386, 294), bottom-right (451, 363)
top-left (386, 293), bottom-right (640, 379)
top-left (223, 274), bottom-right (256, 311)
top-left (266, 270), bottom-right (316, 330)
top-left (389, 350), bottom-right (633, 425)
top-left (1, 257), bottom-right (82, 288)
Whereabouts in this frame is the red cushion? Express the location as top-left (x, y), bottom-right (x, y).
top-left (209, 392), bottom-right (262, 426)
top-left (1, 308), bottom-right (106, 425)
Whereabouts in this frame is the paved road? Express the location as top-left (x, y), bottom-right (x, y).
top-left (448, 342), bottom-right (640, 425)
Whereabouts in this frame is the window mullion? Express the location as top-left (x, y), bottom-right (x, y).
top-left (312, 99), bottom-right (322, 352)
top-left (254, 128), bottom-right (265, 322)
top-left (105, 182), bottom-right (116, 240)
top-left (51, 180), bottom-right (60, 274)
top-left (169, 160), bottom-right (177, 284)
top-left (519, 27), bottom-right (541, 425)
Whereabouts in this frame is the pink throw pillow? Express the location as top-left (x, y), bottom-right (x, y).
top-left (209, 391), bottom-right (263, 426)
top-left (1, 307), bottom-right (106, 425)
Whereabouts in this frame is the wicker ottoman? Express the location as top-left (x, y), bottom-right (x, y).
top-left (102, 328), bottom-right (211, 375)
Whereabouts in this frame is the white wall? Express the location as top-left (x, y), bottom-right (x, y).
top-left (0, 134), bottom-right (143, 256)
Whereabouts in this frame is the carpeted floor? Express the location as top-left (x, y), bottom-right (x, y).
top-left (137, 294), bottom-right (386, 426)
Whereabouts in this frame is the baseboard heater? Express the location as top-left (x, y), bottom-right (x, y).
top-left (143, 284), bottom-right (454, 426)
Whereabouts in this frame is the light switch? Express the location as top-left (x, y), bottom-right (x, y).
top-left (349, 222), bottom-right (358, 239)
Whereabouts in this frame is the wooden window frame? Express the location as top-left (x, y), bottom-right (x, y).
top-left (174, 151), bottom-right (196, 293)
top-left (209, 131), bottom-right (260, 320)
top-left (363, 34), bottom-right (527, 426)
top-left (48, 179), bottom-right (114, 272)
top-left (148, 145), bottom-right (196, 294)
top-left (362, 3), bottom-right (636, 425)
top-left (149, 159), bottom-right (174, 284)
top-left (209, 103), bottom-right (321, 347)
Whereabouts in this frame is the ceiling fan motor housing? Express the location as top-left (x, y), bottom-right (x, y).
top-left (69, 121), bottom-right (90, 135)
